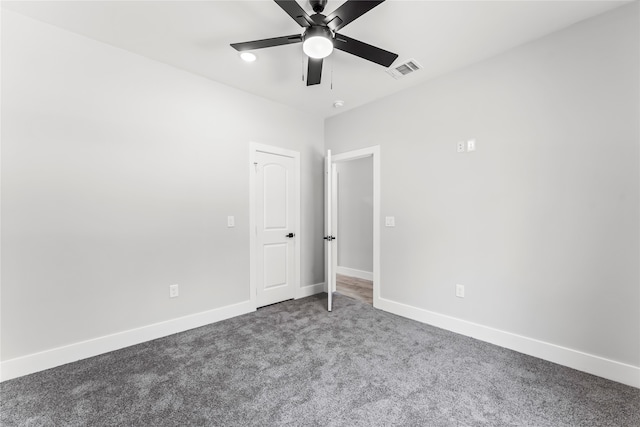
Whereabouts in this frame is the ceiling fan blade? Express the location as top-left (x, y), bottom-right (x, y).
top-left (307, 58), bottom-right (323, 86)
top-left (334, 34), bottom-right (398, 67)
top-left (231, 34), bottom-right (302, 51)
top-left (323, 0), bottom-right (385, 32)
top-left (274, 0), bottom-right (313, 27)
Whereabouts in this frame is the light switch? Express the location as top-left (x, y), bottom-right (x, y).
top-left (385, 216), bottom-right (395, 227)
top-left (467, 139), bottom-right (476, 152)
top-left (227, 216), bottom-right (235, 227)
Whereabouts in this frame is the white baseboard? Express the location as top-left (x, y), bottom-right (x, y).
top-left (376, 297), bottom-right (639, 389)
top-left (5, 292), bottom-right (636, 389)
top-left (296, 282), bottom-right (325, 299)
top-left (0, 300), bottom-right (255, 382)
top-left (336, 266), bottom-right (373, 281)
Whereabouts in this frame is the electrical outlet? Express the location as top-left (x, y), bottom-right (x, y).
top-left (456, 284), bottom-right (465, 298)
top-left (457, 141), bottom-right (465, 153)
top-left (169, 284), bottom-right (179, 298)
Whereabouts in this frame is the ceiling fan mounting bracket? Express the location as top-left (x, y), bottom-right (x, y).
top-left (310, 0), bottom-right (328, 13)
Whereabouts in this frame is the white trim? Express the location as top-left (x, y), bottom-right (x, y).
top-left (331, 146), bottom-right (381, 310)
top-left (296, 282), bottom-right (326, 299)
top-left (336, 266), bottom-right (373, 281)
top-left (376, 297), bottom-right (640, 389)
top-left (249, 142), bottom-right (301, 310)
top-left (332, 146), bottom-right (377, 163)
top-left (0, 300), bottom-right (254, 382)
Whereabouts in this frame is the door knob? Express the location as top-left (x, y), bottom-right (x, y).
top-left (285, 233), bottom-right (295, 238)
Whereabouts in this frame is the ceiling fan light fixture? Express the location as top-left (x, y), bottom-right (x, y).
top-left (303, 26), bottom-right (334, 59)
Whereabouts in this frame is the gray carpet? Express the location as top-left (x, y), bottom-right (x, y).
top-left (1, 294), bottom-right (638, 426)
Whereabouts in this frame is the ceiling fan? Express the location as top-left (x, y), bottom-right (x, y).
top-left (230, 0), bottom-right (398, 86)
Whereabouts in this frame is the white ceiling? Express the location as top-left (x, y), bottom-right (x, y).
top-left (2, 0), bottom-right (629, 118)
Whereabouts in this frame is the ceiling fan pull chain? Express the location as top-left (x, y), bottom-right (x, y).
top-left (331, 58), bottom-right (333, 90)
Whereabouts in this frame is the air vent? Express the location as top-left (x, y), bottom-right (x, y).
top-left (387, 59), bottom-right (423, 79)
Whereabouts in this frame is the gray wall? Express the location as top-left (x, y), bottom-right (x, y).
top-left (1, 10), bottom-right (325, 361)
top-left (337, 157), bottom-right (373, 273)
top-left (326, 4), bottom-right (639, 366)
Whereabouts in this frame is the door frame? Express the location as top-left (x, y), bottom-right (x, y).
top-left (331, 145), bottom-right (381, 308)
top-left (249, 142), bottom-right (301, 309)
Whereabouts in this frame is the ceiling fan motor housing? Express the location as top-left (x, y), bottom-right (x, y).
top-left (303, 26), bottom-right (334, 43)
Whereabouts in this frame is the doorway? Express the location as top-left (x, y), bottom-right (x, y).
top-left (335, 156), bottom-right (374, 305)
top-left (250, 143), bottom-right (301, 309)
top-left (326, 146), bottom-right (380, 310)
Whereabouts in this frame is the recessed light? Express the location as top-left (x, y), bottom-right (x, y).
top-left (333, 100), bottom-right (345, 108)
top-left (240, 52), bottom-right (257, 62)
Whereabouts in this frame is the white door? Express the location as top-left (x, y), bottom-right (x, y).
top-left (325, 150), bottom-right (338, 311)
top-left (255, 151), bottom-right (297, 307)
